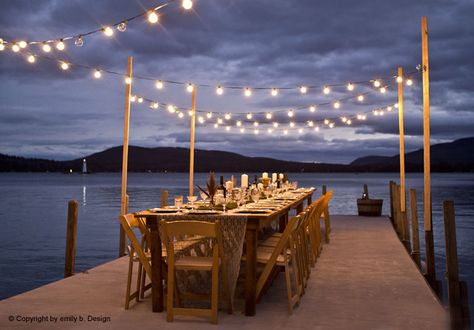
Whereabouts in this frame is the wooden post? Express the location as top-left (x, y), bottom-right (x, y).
top-left (363, 184), bottom-right (369, 199)
top-left (189, 88), bottom-right (197, 197)
top-left (119, 56), bottom-right (133, 257)
top-left (322, 185), bottom-right (326, 195)
top-left (409, 189), bottom-right (421, 268)
top-left (64, 200), bottom-right (78, 278)
top-left (423, 195), bottom-right (440, 296)
top-left (393, 184), bottom-right (402, 238)
top-left (443, 200), bottom-right (471, 329)
top-left (422, 16), bottom-right (432, 232)
top-left (161, 190), bottom-right (169, 207)
top-left (389, 181), bottom-right (395, 222)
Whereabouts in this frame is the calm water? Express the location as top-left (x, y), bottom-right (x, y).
top-left (0, 172), bottom-right (473, 315)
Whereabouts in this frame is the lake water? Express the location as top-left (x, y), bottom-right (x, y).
top-left (0, 172), bottom-right (473, 316)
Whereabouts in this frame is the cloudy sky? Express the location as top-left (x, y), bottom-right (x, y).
top-left (0, 0), bottom-right (473, 164)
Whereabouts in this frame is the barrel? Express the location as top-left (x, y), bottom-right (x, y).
top-left (357, 199), bottom-right (383, 216)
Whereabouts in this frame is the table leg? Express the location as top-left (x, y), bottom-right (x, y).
top-left (307, 195), bottom-right (312, 205)
top-left (245, 225), bottom-right (257, 316)
top-left (296, 202), bottom-right (304, 214)
top-left (279, 213), bottom-right (288, 233)
top-left (149, 219), bottom-right (164, 312)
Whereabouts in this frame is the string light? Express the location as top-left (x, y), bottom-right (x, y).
top-left (244, 88), bottom-right (252, 97)
top-left (373, 110), bottom-right (379, 116)
top-left (267, 128), bottom-right (273, 134)
top-left (357, 95), bottom-right (365, 102)
top-left (198, 116), bottom-right (205, 124)
top-left (152, 102), bottom-right (159, 109)
top-left (27, 55), bottom-right (35, 63)
top-left (406, 78), bottom-right (413, 86)
top-left (60, 62), bottom-right (69, 70)
top-left (147, 11), bottom-right (159, 24)
top-left (42, 43), bottom-right (51, 53)
top-left (341, 116), bottom-right (347, 123)
top-left (0, 43), bottom-right (4, 51)
top-left (93, 70), bottom-right (102, 79)
top-left (273, 122), bottom-right (279, 128)
top-left (188, 110), bottom-right (194, 116)
top-left (236, 120), bottom-right (242, 127)
top-left (387, 106), bottom-right (393, 111)
top-left (323, 86), bottom-right (330, 94)
top-left (309, 105), bottom-right (316, 112)
top-left (324, 119), bottom-right (330, 125)
top-left (217, 118), bottom-right (223, 124)
top-left (125, 77), bottom-right (132, 84)
top-left (206, 112), bottom-right (213, 119)
top-left (226, 126), bottom-right (231, 131)
top-left (178, 112), bottom-right (184, 118)
top-left (373, 80), bottom-right (381, 88)
top-left (380, 87), bottom-right (387, 93)
top-left (300, 86), bottom-right (308, 94)
top-left (240, 128), bottom-right (245, 133)
top-left (246, 113), bottom-right (253, 120)
top-left (308, 121), bottom-right (314, 127)
top-left (224, 113), bottom-right (231, 120)
top-left (271, 88), bottom-right (278, 96)
top-left (138, 97), bottom-right (143, 103)
top-left (182, 0), bottom-right (193, 10)
top-left (289, 122), bottom-right (295, 128)
top-left (253, 121), bottom-right (259, 127)
top-left (156, 80), bottom-right (164, 89)
top-left (214, 123), bottom-right (219, 128)
top-left (283, 130), bottom-right (288, 135)
top-left (17, 41), bottom-right (27, 49)
top-left (314, 126), bottom-right (320, 132)
top-left (288, 109), bottom-right (294, 117)
top-left (347, 82), bottom-right (354, 91)
top-left (75, 36), bottom-right (84, 47)
top-left (254, 129), bottom-right (259, 135)
top-left (167, 105), bottom-right (176, 113)
top-left (56, 40), bottom-right (65, 51)
top-left (117, 22), bottom-right (127, 32)
top-left (12, 44), bottom-right (20, 52)
top-left (130, 95), bottom-right (137, 102)
top-left (347, 119), bottom-right (352, 125)
top-left (329, 123), bottom-right (335, 128)
top-left (216, 86), bottom-right (224, 95)
top-left (396, 76), bottom-right (403, 83)
top-left (266, 112), bottom-right (272, 120)
top-left (103, 26), bottom-right (114, 37)
top-left (333, 101), bottom-right (341, 109)
top-left (186, 83), bottom-right (194, 93)
top-left (394, 103), bottom-right (399, 108)
top-left (298, 128), bottom-right (304, 134)
top-left (379, 110), bottom-right (384, 116)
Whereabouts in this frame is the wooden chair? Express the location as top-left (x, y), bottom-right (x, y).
top-left (321, 190), bottom-right (333, 243)
top-left (119, 214), bottom-right (153, 310)
top-left (161, 220), bottom-right (224, 324)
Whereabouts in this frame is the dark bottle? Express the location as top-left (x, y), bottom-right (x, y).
top-left (218, 175), bottom-right (226, 197)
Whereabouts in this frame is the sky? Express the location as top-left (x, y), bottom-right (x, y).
top-left (0, 0), bottom-right (473, 164)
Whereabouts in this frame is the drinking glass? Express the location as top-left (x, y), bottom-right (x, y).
top-left (187, 195), bottom-right (197, 210)
top-left (174, 195), bottom-right (183, 211)
top-left (199, 190), bottom-right (208, 201)
top-left (251, 188), bottom-right (260, 203)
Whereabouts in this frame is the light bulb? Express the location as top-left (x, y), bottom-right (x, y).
top-left (60, 62), bottom-right (69, 70)
top-left (124, 77), bottom-right (132, 85)
top-left (266, 112), bottom-right (272, 120)
top-left (254, 129), bottom-right (259, 135)
top-left (206, 112), bottom-right (213, 119)
top-left (18, 40), bottom-right (27, 48)
top-left (186, 83), bottom-right (194, 93)
top-left (244, 88), bottom-right (252, 97)
top-left (117, 22), bottom-right (127, 32)
top-left (152, 102), bottom-right (159, 109)
top-left (130, 95), bottom-right (137, 102)
top-left (394, 103), bottom-right (399, 108)
top-left (298, 128), bottom-right (303, 134)
top-left (56, 40), bottom-right (65, 51)
top-left (373, 80), bottom-right (381, 88)
top-left (347, 119), bottom-right (352, 125)
top-left (289, 122), bottom-right (295, 128)
top-left (341, 117), bottom-right (347, 123)
top-left (271, 88), bottom-right (278, 96)
top-left (373, 110), bottom-right (379, 116)
top-left (309, 105), bottom-right (316, 112)
top-left (148, 11), bottom-right (159, 24)
top-left (333, 101), bottom-right (341, 109)
top-left (283, 130), bottom-right (288, 135)
top-left (0, 43), bottom-right (5, 51)
top-left (188, 110), bottom-right (194, 116)
top-left (380, 87), bottom-right (386, 93)
top-left (138, 97), bottom-right (143, 103)
top-left (178, 112), bottom-right (184, 118)
top-left (314, 126), bottom-right (320, 132)
top-left (288, 109), bottom-right (294, 117)
top-left (253, 121), bottom-right (259, 127)
top-left (75, 36), bottom-right (84, 47)
top-left (168, 105), bottom-right (176, 113)
top-left (217, 118), bottom-right (223, 124)
top-left (12, 44), bottom-right (20, 52)
top-left (103, 26), bottom-right (114, 37)
top-left (236, 121), bottom-right (242, 127)
top-left (308, 121), bottom-right (314, 127)
top-left (387, 106), bottom-right (393, 112)
top-left (246, 113), bottom-right (253, 120)
top-left (226, 126), bottom-right (231, 131)
top-left (240, 128), bottom-right (245, 133)
top-left (214, 123), bottom-right (219, 128)
top-left (42, 43), bottom-right (52, 52)
top-left (267, 128), bottom-right (273, 134)
top-left (300, 86), bottom-right (308, 94)
top-left (380, 111), bottom-right (384, 116)
top-left (273, 122), bottom-right (279, 128)
top-left (182, 0), bottom-right (193, 10)
top-left (406, 78), bottom-right (413, 86)
top-left (347, 82), bottom-right (354, 91)
top-left (224, 113), bottom-right (231, 120)
top-left (216, 86), bottom-right (224, 95)
top-left (198, 116), bottom-right (205, 124)
top-left (323, 86), bottom-right (330, 94)
top-left (329, 123), bottom-right (335, 128)
top-left (155, 80), bottom-right (164, 89)
top-left (27, 55), bottom-right (35, 63)
top-left (396, 76), bottom-right (403, 83)
top-left (324, 119), bottom-right (330, 125)
top-left (357, 95), bottom-right (365, 102)
top-left (93, 70), bottom-right (102, 79)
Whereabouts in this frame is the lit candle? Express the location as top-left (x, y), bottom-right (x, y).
top-left (279, 173), bottom-right (284, 180)
top-left (226, 180), bottom-right (233, 191)
top-left (241, 174), bottom-right (248, 188)
top-left (262, 172), bottom-right (269, 179)
top-left (272, 173), bottom-right (278, 183)
top-left (257, 183), bottom-right (263, 190)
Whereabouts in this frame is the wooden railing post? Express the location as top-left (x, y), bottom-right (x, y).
top-left (64, 200), bottom-right (78, 278)
top-left (389, 181), bottom-right (395, 222)
top-left (322, 185), bottom-right (326, 195)
top-left (161, 190), bottom-right (169, 207)
top-left (393, 184), bottom-right (401, 238)
top-left (409, 189), bottom-right (421, 268)
top-left (443, 200), bottom-right (471, 329)
top-left (423, 195), bottom-right (441, 296)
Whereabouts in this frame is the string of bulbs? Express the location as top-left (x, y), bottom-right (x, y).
top-left (0, 0), bottom-right (193, 51)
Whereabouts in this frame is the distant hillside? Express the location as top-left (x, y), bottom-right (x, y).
top-left (351, 137), bottom-right (474, 171)
top-left (1, 137), bottom-right (473, 172)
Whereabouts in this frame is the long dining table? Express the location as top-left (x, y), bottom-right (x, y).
top-left (136, 187), bottom-right (314, 316)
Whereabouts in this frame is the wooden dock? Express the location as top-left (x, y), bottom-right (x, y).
top-left (0, 215), bottom-right (448, 329)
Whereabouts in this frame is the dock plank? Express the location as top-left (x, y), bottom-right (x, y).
top-left (0, 215), bottom-right (448, 329)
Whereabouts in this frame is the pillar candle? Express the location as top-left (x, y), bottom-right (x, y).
top-left (262, 172), bottom-right (269, 179)
top-left (241, 174), bottom-right (248, 188)
top-left (272, 173), bottom-right (277, 183)
top-left (226, 180), bottom-right (233, 191)
top-left (279, 173), bottom-right (284, 180)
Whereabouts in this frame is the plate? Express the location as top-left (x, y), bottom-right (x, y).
top-left (187, 210), bottom-right (221, 215)
top-left (148, 208), bottom-right (180, 213)
top-left (235, 209), bottom-right (271, 214)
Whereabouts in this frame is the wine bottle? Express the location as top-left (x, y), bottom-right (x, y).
top-left (218, 175), bottom-right (226, 197)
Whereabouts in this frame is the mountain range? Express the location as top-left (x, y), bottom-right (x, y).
top-left (1, 137), bottom-right (473, 173)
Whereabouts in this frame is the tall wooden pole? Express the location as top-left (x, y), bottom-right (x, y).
top-left (189, 87), bottom-right (197, 196)
top-left (422, 16), bottom-right (431, 232)
top-left (119, 56), bottom-right (133, 257)
top-left (398, 67), bottom-right (406, 213)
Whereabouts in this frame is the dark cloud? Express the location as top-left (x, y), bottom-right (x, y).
top-left (0, 0), bottom-right (473, 164)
